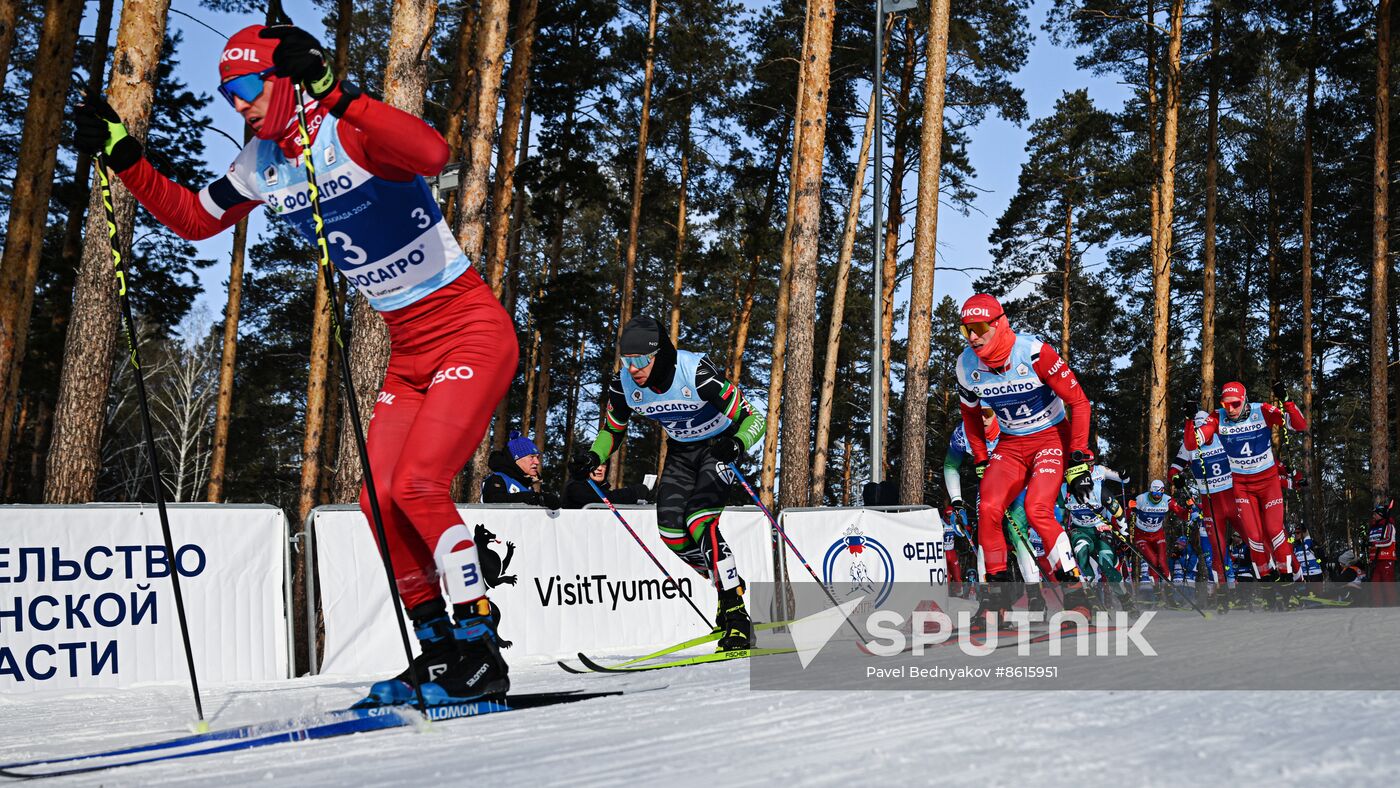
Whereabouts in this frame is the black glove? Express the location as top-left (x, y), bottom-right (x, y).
top-left (73, 95), bottom-right (142, 172)
top-left (1066, 450), bottom-right (1094, 503)
top-left (260, 26), bottom-right (337, 99)
top-left (711, 436), bottom-right (743, 464)
top-left (1172, 475), bottom-right (1185, 493)
top-left (951, 498), bottom-right (965, 513)
top-left (1272, 381), bottom-right (1287, 402)
top-left (570, 449), bottom-right (602, 476)
top-left (542, 492), bottom-right (561, 510)
top-left (975, 460), bottom-right (988, 479)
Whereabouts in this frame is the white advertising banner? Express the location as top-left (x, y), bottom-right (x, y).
top-left (778, 507), bottom-right (947, 611)
top-left (313, 506), bottom-right (775, 675)
top-left (0, 504), bottom-right (289, 693)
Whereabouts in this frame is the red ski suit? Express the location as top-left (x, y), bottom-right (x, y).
top-left (958, 340), bottom-right (1091, 577)
top-left (115, 89), bottom-right (517, 610)
top-left (1187, 402), bottom-right (1306, 576)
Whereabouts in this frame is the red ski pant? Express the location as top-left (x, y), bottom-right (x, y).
top-left (1196, 486), bottom-right (1241, 581)
top-left (359, 273), bottom-right (518, 610)
top-left (1133, 530), bottom-right (1168, 582)
top-left (946, 542), bottom-right (962, 583)
top-left (1371, 559), bottom-right (1397, 606)
top-left (976, 422), bottom-right (1073, 577)
top-left (1231, 470), bottom-right (1294, 576)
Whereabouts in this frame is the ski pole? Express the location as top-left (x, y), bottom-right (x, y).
top-left (1104, 517), bottom-right (1210, 618)
top-left (265, 0), bottom-right (425, 712)
top-left (94, 154), bottom-right (206, 730)
top-left (728, 464), bottom-right (865, 640)
top-left (586, 479), bottom-right (713, 630)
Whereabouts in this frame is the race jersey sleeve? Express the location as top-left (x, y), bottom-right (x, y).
top-left (694, 356), bottom-right (765, 450)
top-left (954, 354), bottom-right (992, 463)
top-left (1030, 342), bottom-right (1091, 455)
top-left (1184, 413), bottom-right (1220, 450)
top-left (943, 444), bottom-right (965, 503)
top-left (1099, 467), bottom-right (1124, 484)
top-left (1168, 499), bottom-right (1189, 520)
top-left (115, 147), bottom-right (262, 241)
top-left (332, 90), bottom-right (451, 181)
top-left (1261, 401), bottom-right (1308, 432)
top-left (1169, 443), bottom-right (1192, 480)
top-left (588, 378), bottom-right (633, 461)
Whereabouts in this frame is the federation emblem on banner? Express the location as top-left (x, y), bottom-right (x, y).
top-left (822, 524), bottom-right (894, 607)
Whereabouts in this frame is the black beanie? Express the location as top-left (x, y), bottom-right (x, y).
top-left (620, 316), bottom-right (663, 355)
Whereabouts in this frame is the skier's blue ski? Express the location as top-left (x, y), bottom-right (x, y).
top-left (0, 689), bottom-right (636, 780)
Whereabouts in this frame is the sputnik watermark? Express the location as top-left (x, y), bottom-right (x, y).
top-left (857, 610), bottom-right (1157, 658)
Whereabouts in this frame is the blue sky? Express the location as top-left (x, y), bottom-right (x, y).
top-left (144, 0), bottom-right (1133, 339)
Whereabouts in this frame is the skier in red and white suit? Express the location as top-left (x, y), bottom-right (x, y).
top-left (73, 25), bottom-right (515, 701)
top-left (1186, 382), bottom-right (1307, 580)
top-left (954, 294), bottom-right (1096, 617)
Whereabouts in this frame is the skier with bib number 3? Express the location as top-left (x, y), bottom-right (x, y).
top-left (954, 294), bottom-right (1098, 628)
top-left (71, 25), bottom-right (517, 705)
top-left (572, 317), bottom-right (766, 651)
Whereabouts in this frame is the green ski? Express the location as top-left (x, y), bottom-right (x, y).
top-left (557, 620), bottom-right (794, 674)
top-left (576, 647), bottom-right (797, 673)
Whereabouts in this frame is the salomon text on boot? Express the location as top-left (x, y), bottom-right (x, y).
top-left (423, 598), bottom-right (511, 705)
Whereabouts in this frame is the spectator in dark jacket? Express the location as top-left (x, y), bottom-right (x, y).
top-left (481, 430), bottom-right (560, 508)
top-left (563, 463), bottom-right (652, 509)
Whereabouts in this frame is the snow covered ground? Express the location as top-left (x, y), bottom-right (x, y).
top-left (4, 638), bottom-right (1400, 787)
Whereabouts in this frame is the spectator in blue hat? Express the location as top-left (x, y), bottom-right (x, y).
top-left (482, 430), bottom-right (560, 508)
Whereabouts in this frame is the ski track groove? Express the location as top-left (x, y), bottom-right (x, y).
top-left (3, 657), bottom-right (1399, 786)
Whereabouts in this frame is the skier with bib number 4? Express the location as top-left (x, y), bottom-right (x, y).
top-left (954, 294), bottom-right (1098, 627)
top-left (1185, 382), bottom-right (1308, 581)
top-left (72, 25), bottom-right (516, 705)
top-left (572, 317), bottom-right (766, 650)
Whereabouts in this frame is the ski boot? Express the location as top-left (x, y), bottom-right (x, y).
top-left (1056, 570), bottom-right (1095, 620)
top-left (1025, 584), bottom-right (1048, 616)
top-left (715, 585), bottom-right (754, 651)
top-left (969, 571), bottom-right (1015, 633)
top-left (1115, 588), bottom-right (1139, 618)
top-left (357, 600), bottom-right (458, 707)
top-left (422, 598), bottom-right (511, 705)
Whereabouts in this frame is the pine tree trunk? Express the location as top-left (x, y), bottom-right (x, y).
top-left (484, 0), bottom-right (538, 298)
top-left (1060, 199), bottom-right (1073, 360)
top-left (453, 0), bottom-right (509, 266)
top-left (45, 0), bottom-right (168, 503)
top-left (206, 214), bottom-right (249, 502)
top-left (0, 0), bottom-right (85, 475)
top-left (1372, 0), bottom-right (1392, 503)
top-left (451, 0), bottom-right (509, 498)
top-left (533, 211), bottom-right (565, 461)
top-left (1265, 82), bottom-right (1281, 392)
top-left (728, 116), bottom-right (791, 381)
top-left (777, 0), bottom-right (835, 510)
top-left (441, 2), bottom-right (479, 163)
top-left (1145, 0), bottom-right (1183, 487)
top-left (608, 1), bottom-right (661, 488)
top-left (841, 435), bottom-right (853, 506)
top-left (1302, 0), bottom-right (1321, 532)
top-left (335, 0), bottom-right (352, 72)
top-left (879, 18), bottom-right (919, 475)
top-left (0, 0), bottom-right (111, 479)
top-left (659, 102), bottom-right (692, 476)
top-left (761, 3), bottom-right (813, 509)
top-left (811, 79), bottom-right (878, 502)
top-left (897, 0), bottom-right (950, 506)
top-left (1201, 3), bottom-right (1219, 412)
top-left (486, 99), bottom-right (532, 453)
top-left (614, 0), bottom-right (660, 377)
top-left (296, 266), bottom-right (334, 523)
top-left (0, 0), bottom-right (19, 88)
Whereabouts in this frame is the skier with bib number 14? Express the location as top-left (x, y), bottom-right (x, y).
top-left (954, 294), bottom-right (1098, 628)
